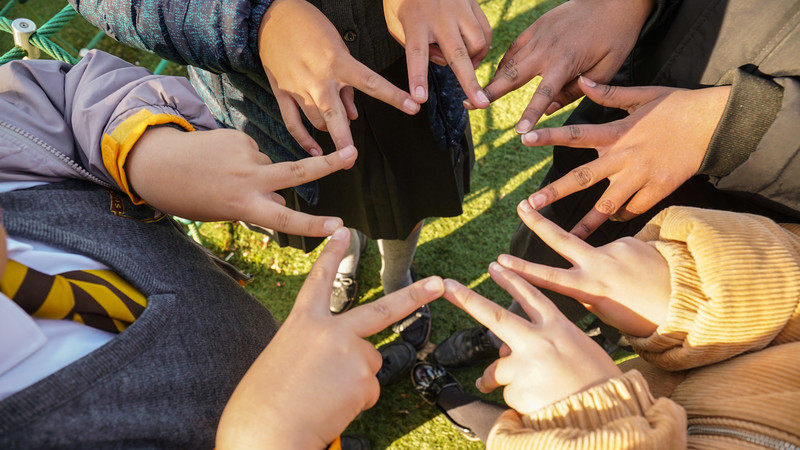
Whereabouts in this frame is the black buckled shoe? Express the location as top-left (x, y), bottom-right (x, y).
top-left (392, 304), bottom-right (431, 350)
top-left (411, 362), bottom-right (479, 441)
top-left (376, 340), bottom-right (417, 388)
top-left (431, 326), bottom-right (498, 370)
top-left (330, 274), bottom-right (358, 314)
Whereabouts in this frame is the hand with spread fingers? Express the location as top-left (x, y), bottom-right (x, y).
top-left (128, 126), bottom-right (358, 237)
top-left (471, 0), bottom-right (654, 134)
top-left (217, 227), bottom-right (445, 449)
top-left (383, 0), bottom-right (492, 108)
top-left (258, 0), bottom-right (420, 155)
top-left (442, 269), bottom-right (621, 417)
top-left (522, 77), bottom-right (731, 239)
top-left (498, 199), bottom-right (671, 338)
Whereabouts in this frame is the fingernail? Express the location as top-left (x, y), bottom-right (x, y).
top-left (424, 277), bottom-right (442, 293)
top-left (462, 99), bottom-right (475, 110)
top-left (330, 226), bottom-right (348, 240)
top-left (530, 193), bottom-right (546, 209)
top-left (443, 279), bottom-right (458, 291)
top-left (516, 119), bottom-right (532, 134)
top-left (309, 147), bottom-right (322, 157)
top-left (431, 56), bottom-right (447, 66)
top-left (489, 261), bottom-right (504, 273)
top-left (475, 378), bottom-right (483, 391)
top-left (521, 131), bottom-right (538, 146)
top-left (497, 254), bottom-right (512, 266)
top-left (338, 145), bottom-right (355, 160)
top-left (580, 76), bottom-right (596, 87)
top-left (403, 98), bottom-right (420, 114)
top-left (518, 199), bottom-right (533, 212)
top-left (415, 86), bottom-right (426, 100)
top-left (476, 90), bottom-right (490, 106)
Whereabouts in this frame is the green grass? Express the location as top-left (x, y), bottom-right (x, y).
top-left (2, 0), bottom-right (578, 448)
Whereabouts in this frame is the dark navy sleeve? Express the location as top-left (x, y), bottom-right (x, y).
top-left (69, 0), bottom-right (273, 75)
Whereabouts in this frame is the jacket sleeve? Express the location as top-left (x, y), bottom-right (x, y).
top-left (486, 370), bottom-right (687, 450)
top-left (68, 0), bottom-right (272, 75)
top-left (626, 206), bottom-right (800, 370)
top-left (0, 50), bottom-right (218, 200)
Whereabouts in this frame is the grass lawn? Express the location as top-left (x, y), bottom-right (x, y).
top-left (1, 0), bottom-right (585, 448)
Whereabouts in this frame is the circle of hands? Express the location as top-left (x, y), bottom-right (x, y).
top-left (125, 0), bottom-right (738, 443)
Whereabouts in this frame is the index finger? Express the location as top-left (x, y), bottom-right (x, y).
top-left (516, 200), bottom-right (594, 265)
top-left (343, 60), bottom-right (421, 116)
top-left (343, 276), bottom-right (444, 337)
top-left (261, 145), bottom-right (358, 192)
top-left (438, 33), bottom-right (489, 108)
top-left (442, 278), bottom-right (532, 349)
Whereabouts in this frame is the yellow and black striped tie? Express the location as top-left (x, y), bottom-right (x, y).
top-left (0, 259), bottom-right (147, 333)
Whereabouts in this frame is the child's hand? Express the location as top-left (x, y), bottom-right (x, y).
top-left (499, 199), bottom-right (672, 337)
top-left (383, 0), bottom-right (492, 107)
top-left (217, 227), bottom-right (445, 448)
top-left (443, 271), bottom-right (621, 416)
top-left (258, 0), bottom-right (420, 155)
top-left (127, 127), bottom-right (356, 237)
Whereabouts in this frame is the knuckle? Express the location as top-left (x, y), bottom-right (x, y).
top-left (369, 300), bottom-right (392, 322)
top-left (363, 72), bottom-right (381, 92)
top-left (321, 107), bottom-right (341, 123)
top-left (543, 184), bottom-right (559, 202)
top-left (596, 198), bottom-right (618, 215)
top-left (566, 125), bottom-right (582, 141)
top-left (448, 47), bottom-right (470, 64)
top-left (288, 161), bottom-right (308, 179)
top-left (571, 166), bottom-right (594, 187)
top-left (534, 84), bottom-right (554, 101)
top-left (275, 210), bottom-right (291, 231)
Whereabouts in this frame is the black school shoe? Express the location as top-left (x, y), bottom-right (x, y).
top-left (431, 326), bottom-right (499, 369)
top-left (340, 434), bottom-right (370, 450)
top-left (391, 268), bottom-right (432, 350)
top-left (411, 362), bottom-right (479, 441)
top-left (376, 340), bottom-right (417, 387)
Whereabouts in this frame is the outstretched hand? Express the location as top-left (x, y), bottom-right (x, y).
top-left (473, 0), bottom-right (653, 133)
top-left (443, 268), bottom-right (621, 417)
top-left (258, 0), bottom-right (420, 155)
top-left (217, 227), bottom-right (445, 448)
top-left (523, 78), bottom-right (730, 239)
top-left (383, 0), bottom-right (492, 108)
top-left (499, 199), bottom-right (671, 337)
top-left (127, 126), bottom-right (356, 237)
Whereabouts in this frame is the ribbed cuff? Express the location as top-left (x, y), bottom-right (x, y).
top-left (521, 371), bottom-right (655, 430)
top-left (699, 68), bottom-right (784, 178)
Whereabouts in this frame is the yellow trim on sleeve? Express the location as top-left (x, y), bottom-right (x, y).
top-left (101, 109), bottom-right (195, 204)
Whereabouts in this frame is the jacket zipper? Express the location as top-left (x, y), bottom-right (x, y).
top-left (687, 424), bottom-right (799, 449)
top-left (0, 119), bottom-right (113, 189)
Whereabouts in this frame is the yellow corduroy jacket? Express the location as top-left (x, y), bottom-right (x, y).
top-left (488, 206), bottom-right (800, 449)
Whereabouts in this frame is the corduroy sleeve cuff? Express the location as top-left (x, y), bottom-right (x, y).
top-left (699, 68), bottom-right (784, 178)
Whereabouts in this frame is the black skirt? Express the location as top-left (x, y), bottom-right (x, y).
top-left (275, 58), bottom-right (474, 251)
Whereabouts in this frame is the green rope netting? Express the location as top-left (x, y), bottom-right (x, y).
top-left (0, 0), bottom-right (170, 73)
top-left (0, 2), bottom-right (78, 64)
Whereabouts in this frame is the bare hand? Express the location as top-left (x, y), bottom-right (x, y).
top-left (523, 78), bottom-right (731, 239)
top-left (443, 269), bottom-right (621, 416)
top-left (384, 0), bottom-right (492, 107)
top-left (258, 0), bottom-right (420, 155)
top-left (127, 127), bottom-right (357, 237)
top-left (477, 0), bottom-right (653, 133)
top-left (217, 227), bottom-right (445, 448)
top-left (499, 200), bottom-right (671, 337)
